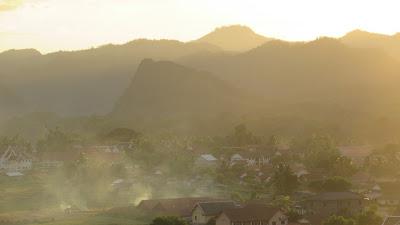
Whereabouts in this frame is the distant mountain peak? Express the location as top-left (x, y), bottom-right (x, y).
top-left (310, 37), bottom-right (345, 46)
top-left (345, 29), bottom-right (370, 36)
top-left (211, 25), bottom-right (257, 34)
top-left (138, 58), bottom-right (155, 67)
top-left (0, 48), bottom-right (41, 58)
top-left (342, 29), bottom-right (391, 40)
top-left (341, 29), bottom-right (400, 60)
top-left (195, 25), bottom-right (272, 52)
top-left (112, 59), bottom-right (247, 122)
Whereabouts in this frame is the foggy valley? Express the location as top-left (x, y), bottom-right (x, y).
top-left (2, 1), bottom-right (400, 225)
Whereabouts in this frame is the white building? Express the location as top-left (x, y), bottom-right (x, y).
top-left (0, 146), bottom-right (33, 172)
top-left (195, 154), bottom-right (218, 167)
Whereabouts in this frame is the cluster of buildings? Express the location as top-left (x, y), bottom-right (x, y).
top-left (138, 197), bottom-right (288, 225)
top-left (195, 148), bottom-right (282, 169)
top-left (135, 191), bottom-right (369, 225)
top-left (0, 144), bottom-right (126, 176)
top-left (0, 146), bottom-right (33, 176)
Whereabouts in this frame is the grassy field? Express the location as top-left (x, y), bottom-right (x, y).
top-left (25, 214), bottom-right (149, 225)
top-left (0, 171), bottom-right (152, 225)
top-left (0, 172), bottom-right (59, 213)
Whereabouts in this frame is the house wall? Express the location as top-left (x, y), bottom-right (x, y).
top-left (216, 213), bottom-right (231, 225)
top-left (216, 211), bottom-right (287, 225)
top-left (305, 199), bottom-right (364, 215)
top-left (0, 159), bottom-right (32, 171)
top-left (192, 206), bottom-right (212, 225)
top-left (377, 199), bottom-right (400, 206)
top-left (269, 211), bottom-right (288, 225)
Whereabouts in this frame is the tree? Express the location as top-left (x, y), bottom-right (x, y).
top-left (101, 128), bottom-right (141, 143)
top-left (271, 195), bottom-right (294, 211)
top-left (303, 135), bottom-right (340, 171)
top-left (323, 215), bottom-right (356, 225)
top-left (266, 135), bottom-right (279, 151)
top-left (286, 209), bottom-right (302, 223)
top-left (356, 207), bottom-right (383, 225)
top-left (271, 163), bottom-right (299, 195)
top-left (331, 156), bottom-right (357, 177)
top-left (127, 136), bottom-right (159, 169)
top-left (150, 216), bottom-right (187, 225)
top-left (309, 176), bottom-right (352, 192)
top-left (0, 135), bottom-right (32, 151)
top-left (364, 144), bottom-right (400, 177)
top-left (36, 128), bottom-right (75, 153)
top-left (302, 135), bottom-right (356, 177)
top-left (227, 124), bottom-right (259, 146)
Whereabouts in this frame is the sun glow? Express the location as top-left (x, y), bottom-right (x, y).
top-left (1, 0), bottom-right (400, 53)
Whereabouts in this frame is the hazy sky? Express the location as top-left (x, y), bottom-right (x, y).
top-left (1, 0), bottom-right (400, 53)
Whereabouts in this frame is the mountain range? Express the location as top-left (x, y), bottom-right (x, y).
top-left (2, 25), bottom-right (400, 139)
top-left (111, 59), bottom-right (259, 133)
top-left (341, 29), bottom-right (400, 60)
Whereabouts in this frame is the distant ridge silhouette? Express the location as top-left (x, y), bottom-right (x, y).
top-left (195, 25), bottom-right (273, 52)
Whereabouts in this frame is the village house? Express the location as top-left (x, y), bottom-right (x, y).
top-left (351, 171), bottom-right (372, 185)
top-left (367, 182), bottom-right (400, 207)
top-left (90, 145), bottom-right (121, 153)
top-left (374, 193), bottom-right (400, 207)
top-left (230, 153), bottom-right (270, 168)
top-left (195, 154), bottom-right (218, 167)
top-left (0, 146), bottom-right (33, 172)
top-left (38, 150), bottom-right (81, 169)
top-left (290, 163), bottom-right (310, 180)
top-left (302, 192), bottom-right (366, 215)
top-left (216, 204), bottom-right (288, 225)
top-left (381, 216), bottom-right (400, 225)
top-left (338, 145), bottom-right (373, 165)
top-left (231, 153), bottom-right (246, 162)
top-left (137, 197), bottom-right (223, 220)
top-left (192, 201), bottom-right (237, 225)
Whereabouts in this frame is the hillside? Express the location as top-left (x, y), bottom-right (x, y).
top-left (181, 38), bottom-right (400, 105)
top-left (195, 25), bottom-right (272, 52)
top-left (178, 38), bottom-right (400, 136)
top-left (341, 29), bottom-right (400, 61)
top-left (0, 40), bottom-right (221, 116)
top-left (0, 84), bottom-right (24, 120)
top-left (111, 59), bottom-right (254, 132)
top-left (3, 28), bottom-right (400, 139)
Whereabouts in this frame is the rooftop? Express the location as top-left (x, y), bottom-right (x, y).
top-left (382, 216), bottom-right (400, 225)
top-left (307, 192), bottom-right (364, 201)
top-left (196, 201), bottom-right (236, 216)
top-left (221, 204), bottom-right (281, 222)
top-left (137, 197), bottom-right (222, 217)
top-left (200, 154), bottom-right (217, 161)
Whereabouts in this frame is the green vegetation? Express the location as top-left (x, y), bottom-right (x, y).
top-left (301, 135), bottom-right (357, 177)
top-left (150, 216), bottom-right (187, 225)
top-left (3, 22), bottom-right (400, 225)
top-left (271, 164), bottom-right (299, 195)
top-left (364, 144), bottom-right (400, 177)
top-left (25, 215), bottom-right (148, 225)
top-left (356, 207), bottom-right (383, 225)
top-left (309, 176), bottom-right (352, 192)
top-left (0, 174), bottom-right (58, 213)
top-left (323, 207), bottom-right (382, 225)
top-left (323, 215), bottom-right (356, 225)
